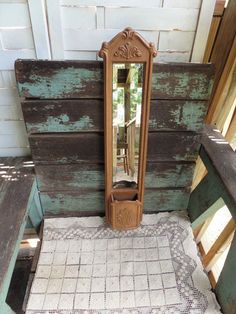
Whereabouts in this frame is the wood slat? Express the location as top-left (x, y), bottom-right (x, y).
top-left (201, 125), bottom-right (236, 210)
top-left (147, 132), bottom-right (200, 162)
top-left (15, 60), bottom-right (214, 100)
top-left (35, 161), bottom-right (194, 191)
top-left (149, 100), bottom-right (208, 131)
top-left (145, 162), bottom-right (195, 188)
top-left (144, 188), bottom-right (190, 212)
top-left (22, 99), bottom-right (208, 133)
top-left (29, 133), bottom-right (104, 164)
top-left (40, 190), bottom-right (105, 216)
top-left (22, 99), bottom-right (104, 133)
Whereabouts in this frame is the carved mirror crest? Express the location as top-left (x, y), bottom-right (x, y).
top-left (99, 28), bottom-right (157, 230)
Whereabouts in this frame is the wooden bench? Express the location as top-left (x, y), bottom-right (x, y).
top-left (0, 157), bottom-right (43, 314)
top-left (188, 125), bottom-right (236, 314)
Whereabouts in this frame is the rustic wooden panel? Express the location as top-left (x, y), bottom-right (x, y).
top-left (15, 60), bottom-right (104, 99)
top-left (35, 161), bottom-right (194, 191)
top-left (36, 164), bottom-right (104, 191)
top-left (40, 190), bottom-right (104, 216)
top-left (145, 162), bottom-right (195, 188)
top-left (22, 99), bottom-right (104, 133)
top-left (149, 100), bottom-right (208, 131)
top-left (147, 132), bottom-right (200, 161)
top-left (29, 133), bottom-right (104, 164)
top-left (152, 63), bottom-right (214, 100)
top-left (144, 188), bottom-right (190, 212)
top-left (22, 99), bottom-right (207, 133)
top-left (15, 60), bottom-right (214, 100)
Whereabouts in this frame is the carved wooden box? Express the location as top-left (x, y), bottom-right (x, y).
top-left (109, 192), bottom-right (142, 230)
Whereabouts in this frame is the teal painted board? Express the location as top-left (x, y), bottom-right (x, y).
top-left (15, 60), bottom-right (103, 99)
top-left (22, 99), bottom-right (104, 133)
top-left (145, 162), bottom-right (195, 188)
top-left (144, 188), bottom-right (190, 212)
top-left (36, 164), bottom-right (105, 191)
top-left (36, 162), bottom-right (194, 192)
top-left (149, 100), bottom-right (208, 132)
top-left (15, 60), bottom-right (214, 100)
top-left (152, 63), bottom-right (214, 100)
top-left (22, 99), bottom-right (207, 134)
top-left (216, 232), bottom-right (236, 314)
top-left (40, 190), bottom-right (105, 216)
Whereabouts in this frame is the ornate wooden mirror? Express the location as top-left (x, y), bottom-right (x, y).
top-left (99, 27), bottom-right (157, 230)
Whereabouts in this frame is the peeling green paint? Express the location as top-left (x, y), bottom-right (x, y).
top-left (27, 114), bottom-right (95, 133)
top-left (18, 67), bottom-right (102, 98)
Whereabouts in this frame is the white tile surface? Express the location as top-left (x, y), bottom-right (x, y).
top-left (120, 291), bottom-right (135, 308)
top-left (106, 276), bottom-right (119, 292)
top-left (149, 274), bottom-right (163, 290)
top-left (38, 252), bottom-right (53, 265)
top-left (91, 277), bottom-right (105, 292)
top-left (134, 261), bottom-right (147, 275)
top-left (106, 292), bottom-right (120, 309)
top-left (74, 293), bottom-right (89, 309)
top-left (31, 278), bottom-right (48, 293)
top-left (79, 265), bottom-right (92, 277)
top-left (135, 290), bottom-right (150, 307)
top-left (53, 252), bottom-right (67, 265)
top-left (90, 293), bottom-right (105, 309)
top-left (36, 265), bottom-right (51, 278)
top-left (61, 278), bottom-right (77, 293)
top-left (47, 278), bottom-right (63, 293)
top-left (165, 288), bottom-right (181, 304)
top-left (134, 275), bottom-right (148, 290)
top-left (67, 252), bottom-right (80, 265)
top-left (64, 265), bottom-right (79, 278)
top-left (150, 290), bottom-right (165, 306)
top-left (51, 265), bottom-right (65, 278)
top-left (76, 278), bottom-right (91, 293)
top-left (120, 276), bottom-right (134, 291)
top-left (162, 273), bottom-right (177, 288)
top-left (43, 294), bottom-right (60, 310)
top-left (147, 261), bottom-right (161, 274)
top-left (106, 263), bottom-right (120, 277)
top-left (27, 294), bottom-right (45, 310)
top-left (58, 293), bottom-right (74, 310)
top-left (120, 262), bottom-right (133, 276)
top-left (93, 264), bottom-right (106, 277)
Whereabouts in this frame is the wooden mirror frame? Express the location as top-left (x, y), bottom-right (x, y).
top-left (99, 27), bottom-right (157, 230)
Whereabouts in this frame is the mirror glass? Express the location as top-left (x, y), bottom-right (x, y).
top-left (112, 63), bottom-right (144, 188)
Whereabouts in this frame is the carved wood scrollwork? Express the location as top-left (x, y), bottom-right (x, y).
top-left (114, 42), bottom-right (142, 59)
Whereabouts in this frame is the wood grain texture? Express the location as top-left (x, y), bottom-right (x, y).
top-left (144, 188), bottom-right (190, 212)
top-left (200, 126), bottom-right (236, 210)
top-left (149, 100), bottom-right (208, 131)
top-left (22, 99), bottom-right (207, 133)
top-left (29, 133), bottom-right (104, 164)
top-left (147, 132), bottom-right (200, 162)
top-left (0, 157), bottom-right (35, 300)
top-left (15, 60), bottom-right (214, 100)
top-left (22, 99), bottom-right (104, 133)
top-left (40, 190), bottom-right (105, 216)
top-left (35, 161), bottom-right (194, 191)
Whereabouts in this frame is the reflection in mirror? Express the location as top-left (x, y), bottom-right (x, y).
top-left (112, 63), bottom-right (143, 189)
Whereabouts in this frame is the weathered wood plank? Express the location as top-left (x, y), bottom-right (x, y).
top-left (22, 99), bottom-right (207, 133)
top-left (40, 190), bottom-right (104, 216)
top-left (15, 60), bottom-right (214, 100)
top-left (36, 164), bottom-right (105, 191)
top-left (144, 188), bottom-right (190, 212)
top-left (0, 166), bottom-right (35, 301)
top-left (147, 132), bottom-right (200, 162)
top-left (22, 99), bottom-right (104, 133)
top-left (35, 162), bottom-right (194, 191)
top-left (149, 100), bottom-right (208, 131)
top-left (29, 133), bottom-right (104, 164)
top-left (201, 125), bottom-right (236, 212)
top-left (152, 63), bottom-right (214, 100)
top-left (145, 162), bottom-right (195, 188)
top-left (15, 60), bottom-right (103, 99)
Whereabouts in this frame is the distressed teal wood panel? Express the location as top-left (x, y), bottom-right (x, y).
top-left (152, 63), bottom-right (214, 100)
top-left (144, 188), bottom-right (190, 212)
top-left (40, 190), bottom-right (105, 216)
top-left (15, 60), bottom-right (103, 99)
top-left (145, 162), bottom-right (195, 188)
top-left (36, 164), bottom-right (104, 191)
top-left (149, 100), bottom-right (208, 132)
top-left (15, 60), bottom-right (214, 100)
top-left (22, 99), bottom-right (104, 133)
top-left (36, 162), bottom-right (194, 191)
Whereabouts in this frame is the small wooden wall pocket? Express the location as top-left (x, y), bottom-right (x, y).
top-left (99, 27), bottom-right (157, 230)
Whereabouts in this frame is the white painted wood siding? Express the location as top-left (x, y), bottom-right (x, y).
top-left (0, 0), bottom-right (215, 157)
